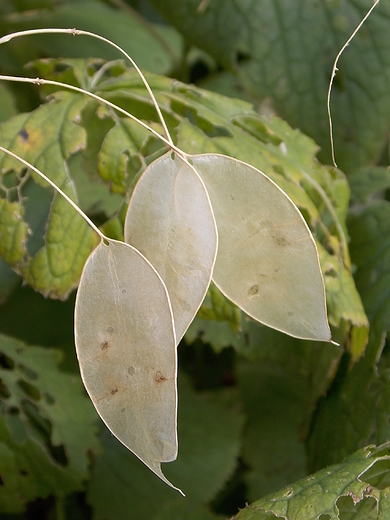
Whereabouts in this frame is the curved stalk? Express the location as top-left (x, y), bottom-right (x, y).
top-left (0, 74), bottom-right (187, 159)
top-left (0, 145), bottom-right (105, 241)
top-left (327, 0), bottom-right (380, 168)
top-left (0, 27), bottom-right (173, 147)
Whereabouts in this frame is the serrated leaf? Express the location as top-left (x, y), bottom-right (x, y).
top-left (235, 330), bottom-right (340, 501)
top-left (0, 91), bottom-right (97, 298)
top-left (306, 331), bottom-right (387, 474)
top-left (0, 333), bottom-right (100, 513)
top-left (234, 443), bottom-right (390, 520)
top-left (150, 0), bottom-right (390, 172)
top-left (6, 0), bottom-right (182, 75)
top-left (87, 375), bottom-right (243, 519)
top-left (98, 119), bottom-right (150, 194)
top-left (124, 152), bottom-right (218, 342)
top-left (191, 153), bottom-right (330, 341)
top-left (74, 238), bottom-right (181, 493)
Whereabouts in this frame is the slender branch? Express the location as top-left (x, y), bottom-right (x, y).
top-left (0, 27), bottom-right (174, 146)
top-left (0, 145), bottom-right (105, 241)
top-left (0, 74), bottom-right (187, 158)
top-left (327, 0), bottom-right (380, 168)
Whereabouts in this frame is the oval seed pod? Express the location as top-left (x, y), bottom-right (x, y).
top-left (74, 238), bottom-right (183, 495)
top-left (190, 153), bottom-right (331, 342)
top-left (124, 152), bottom-right (218, 343)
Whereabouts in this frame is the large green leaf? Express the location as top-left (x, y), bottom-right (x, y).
top-left (0, 91), bottom-right (97, 298)
top-left (348, 201), bottom-right (390, 335)
top-left (237, 329), bottom-right (339, 498)
top-left (234, 443), bottom-right (390, 520)
top-left (2, 0), bottom-right (183, 75)
top-left (149, 0), bottom-right (390, 173)
top-left (307, 201), bottom-right (390, 470)
top-left (87, 375), bottom-right (244, 519)
top-left (0, 333), bottom-right (100, 514)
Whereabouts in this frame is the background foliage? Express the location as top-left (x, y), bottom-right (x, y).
top-left (0, 0), bottom-right (390, 518)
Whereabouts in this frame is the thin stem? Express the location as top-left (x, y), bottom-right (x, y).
top-left (0, 73), bottom-right (186, 157)
top-left (0, 145), bottom-right (105, 241)
top-left (327, 0), bottom-right (380, 168)
top-left (0, 27), bottom-right (174, 147)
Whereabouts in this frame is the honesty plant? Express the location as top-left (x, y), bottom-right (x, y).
top-left (0, 28), bottom-right (333, 494)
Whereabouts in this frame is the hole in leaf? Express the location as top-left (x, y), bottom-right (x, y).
top-left (236, 50), bottom-right (251, 63)
top-left (0, 380), bottom-right (11, 399)
top-left (325, 268), bottom-right (338, 278)
top-left (20, 399), bottom-right (68, 466)
top-left (336, 495), bottom-right (377, 519)
top-left (21, 179), bottom-right (54, 256)
top-left (50, 444), bottom-right (68, 466)
top-left (170, 99), bottom-right (232, 138)
top-left (43, 392), bottom-right (55, 405)
top-left (319, 515), bottom-right (331, 520)
top-left (360, 459), bottom-right (390, 489)
top-left (233, 116), bottom-right (283, 145)
top-left (17, 379), bottom-right (41, 401)
top-left (0, 351), bottom-right (15, 370)
top-left (21, 399), bottom-right (51, 439)
top-left (1, 170), bottom-right (20, 189)
top-left (0, 474), bottom-right (3, 485)
top-left (17, 363), bottom-right (38, 380)
top-left (8, 406), bottom-right (19, 415)
top-left (189, 60), bottom-right (210, 83)
top-left (19, 469), bottom-right (28, 477)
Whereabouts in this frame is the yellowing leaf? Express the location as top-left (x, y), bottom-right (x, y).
top-left (74, 238), bottom-right (182, 494)
top-left (191, 154), bottom-right (331, 341)
top-left (124, 152), bottom-right (218, 343)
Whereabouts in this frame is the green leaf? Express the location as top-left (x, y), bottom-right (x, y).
top-left (0, 333), bottom-right (100, 514)
top-left (306, 330), bottom-right (388, 474)
top-left (234, 443), bottom-right (390, 520)
top-left (348, 201), bottom-right (390, 335)
top-left (349, 167), bottom-right (390, 204)
top-left (0, 91), bottom-right (97, 298)
top-left (98, 118), bottom-right (150, 194)
top-left (0, 83), bottom-right (18, 124)
top-left (87, 375), bottom-right (244, 519)
top-left (5, 0), bottom-right (183, 75)
top-left (236, 332), bottom-right (340, 501)
top-left (0, 258), bottom-right (20, 304)
top-left (150, 0), bottom-right (390, 172)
